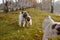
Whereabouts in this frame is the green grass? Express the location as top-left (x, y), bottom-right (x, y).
top-left (0, 8), bottom-right (60, 40)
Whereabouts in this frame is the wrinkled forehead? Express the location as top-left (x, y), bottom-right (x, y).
top-left (20, 11), bottom-right (23, 14)
top-left (23, 11), bottom-right (27, 13)
top-left (20, 11), bottom-right (28, 15)
top-left (23, 11), bottom-right (28, 15)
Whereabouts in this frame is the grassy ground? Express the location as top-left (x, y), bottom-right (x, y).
top-left (0, 8), bottom-right (60, 40)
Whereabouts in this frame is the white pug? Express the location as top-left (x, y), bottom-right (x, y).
top-left (19, 11), bottom-right (32, 27)
top-left (42, 16), bottom-right (60, 40)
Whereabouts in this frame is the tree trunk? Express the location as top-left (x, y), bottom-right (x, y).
top-left (51, 5), bottom-right (54, 13)
top-left (4, 1), bottom-right (8, 13)
top-left (51, 0), bottom-right (54, 13)
top-left (2, 0), bottom-right (4, 11)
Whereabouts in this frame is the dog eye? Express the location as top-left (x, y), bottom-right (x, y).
top-left (52, 24), bottom-right (57, 29)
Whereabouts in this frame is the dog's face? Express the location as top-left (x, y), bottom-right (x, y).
top-left (22, 11), bottom-right (30, 21)
top-left (26, 17), bottom-right (30, 21)
top-left (52, 24), bottom-right (60, 35)
top-left (23, 11), bottom-right (28, 18)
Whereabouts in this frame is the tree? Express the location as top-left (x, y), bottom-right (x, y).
top-left (2, 0), bottom-right (4, 10)
top-left (4, 0), bottom-right (8, 13)
top-left (18, 0), bottom-right (37, 8)
top-left (2, 0), bottom-right (8, 13)
top-left (51, 0), bottom-right (54, 13)
top-left (28, 0), bottom-right (37, 8)
top-left (50, 0), bottom-right (53, 12)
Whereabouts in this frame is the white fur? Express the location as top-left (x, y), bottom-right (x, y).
top-left (19, 12), bottom-right (23, 27)
top-left (42, 16), bottom-right (60, 40)
top-left (42, 16), bottom-right (54, 32)
top-left (19, 11), bottom-right (32, 27)
top-left (28, 16), bottom-right (32, 26)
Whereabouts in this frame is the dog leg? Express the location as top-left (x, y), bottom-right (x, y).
top-left (29, 19), bottom-right (32, 26)
top-left (23, 21), bottom-right (26, 27)
top-left (19, 21), bottom-right (22, 27)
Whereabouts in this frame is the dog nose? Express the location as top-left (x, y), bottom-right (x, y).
top-left (56, 27), bottom-right (60, 35)
top-left (57, 32), bottom-right (60, 35)
top-left (56, 27), bottom-right (60, 32)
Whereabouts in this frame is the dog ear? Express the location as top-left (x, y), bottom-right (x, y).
top-left (52, 24), bottom-right (57, 29)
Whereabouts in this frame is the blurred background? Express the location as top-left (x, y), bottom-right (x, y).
top-left (0, 0), bottom-right (60, 40)
top-left (0, 0), bottom-right (60, 14)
